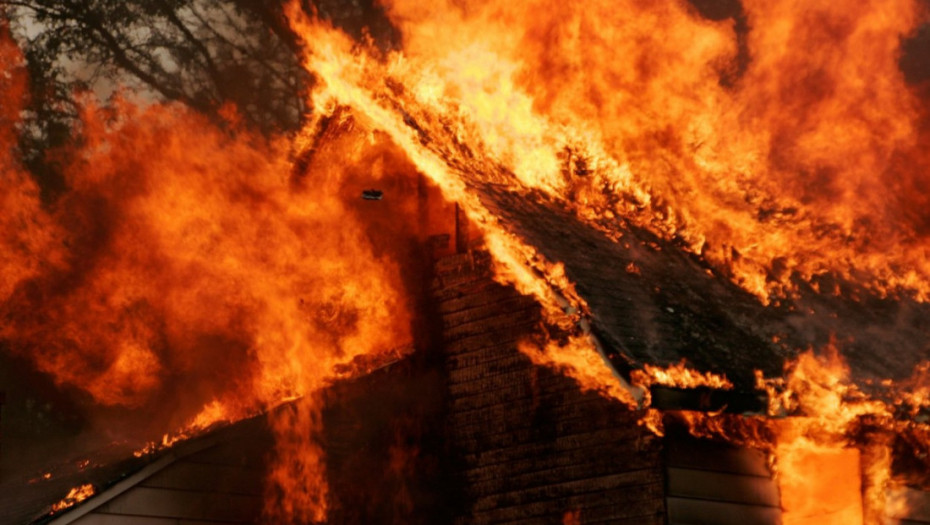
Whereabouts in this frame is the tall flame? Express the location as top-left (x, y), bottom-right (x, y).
top-left (0, 22), bottom-right (65, 305)
top-left (2, 98), bottom-right (411, 411)
top-left (288, 0), bottom-right (930, 302)
top-left (1, 19), bottom-right (419, 520)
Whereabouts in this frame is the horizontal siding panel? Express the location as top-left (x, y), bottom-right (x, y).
top-left (472, 470), bottom-right (663, 513)
top-left (666, 438), bottom-right (772, 477)
top-left (667, 496), bottom-right (782, 525)
top-left (140, 460), bottom-right (261, 496)
top-left (75, 515), bottom-right (177, 525)
top-left (181, 441), bottom-right (266, 469)
top-left (469, 484), bottom-right (665, 524)
top-left (93, 486), bottom-right (261, 522)
top-left (77, 515), bottom-right (243, 525)
top-left (667, 467), bottom-right (780, 507)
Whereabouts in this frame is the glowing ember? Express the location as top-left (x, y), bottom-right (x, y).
top-left (28, 472), bottom-right (54, 484)
top-left (562, 510), bottom-right (582, 525)
top-left (50, 484), bottom-right (94, 514)
top-left (0, 22), bottom-right (64, 305)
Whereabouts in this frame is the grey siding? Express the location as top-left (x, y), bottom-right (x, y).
top-left (69, 419), bottom-right (271, 525)
top-left (666, 437), bottom-right (781, 525)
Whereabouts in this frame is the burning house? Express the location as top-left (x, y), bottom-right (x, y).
top-left (12, 206), bottom-right (930, 524)
top-left (3, 0), bottom-right (930, 524)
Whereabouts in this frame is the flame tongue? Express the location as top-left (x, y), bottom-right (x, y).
top-left (290, 0), bottom-right (930, 303)
top-left (0, 23), bottom-right (65, 305)
top-left (50, 484), bottom-right (95, 514)
top-left (2, 96), bottom-right (414, 415)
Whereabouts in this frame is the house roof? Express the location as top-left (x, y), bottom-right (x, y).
top-left (472, 185), bottom-right (930, 390)
top-left (350, 77), bottom-right (930, 393)
top-left (16, 354), bottom-right (410, 525)
top-left (16, 413), bottom-right (270, 525)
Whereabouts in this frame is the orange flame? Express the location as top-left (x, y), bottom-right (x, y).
top-left (50, 484), bottom-right (95, 514)
top-left (134, 399), bottom-right (237, 457)
top-left (0, 22), bottom-right (65, 304)
top-left (518, 336), bottom-right (638, 407)
top-left (2, 97), bottom-right (411, 411)
top-left (632, 360), bottom-right (734, 391)
top-left (264, 398), bottom-right (328, 524)
top-left (657, 342), bottom-right (930, 523)
top-left (763, 346), bottom-right (897, 524)
top-left (284, 5), bottom-right (595, 332)
top-left (1, 21), bottom-right (416, 521)
top-left (287, 0), bottom-right (930, 303)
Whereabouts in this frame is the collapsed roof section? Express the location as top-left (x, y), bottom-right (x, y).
top-left (471, 184), bottom-right (930, 389)
top-left (376, 90), bottom-right (930, 396)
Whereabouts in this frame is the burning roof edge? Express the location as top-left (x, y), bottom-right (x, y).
top-left (31, 352), bottom-right (413, 525)
top-left (39, 430), bottom-right (222, 525)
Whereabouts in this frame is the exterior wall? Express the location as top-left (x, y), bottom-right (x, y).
top-left (322, 360), bottom-right (454, 524)
top-left (665, 437), bottom-right (781, 525)
top-left (433, 250), bottom-right (666, 524)
top-left (68, 421), bottom-right (271, 525)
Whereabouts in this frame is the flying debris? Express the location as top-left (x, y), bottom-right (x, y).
top-left (362, 189), bottom-right (384, 200)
